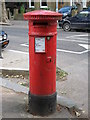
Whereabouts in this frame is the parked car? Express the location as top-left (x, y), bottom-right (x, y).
top-left (0, 31), bottom-right (9, 49)
top-left (83, 7), bottom-right (90, 11)
top-left (58, 10), bottom-right (90, 32)
top-left (58, 6), bottom-right (77, 20)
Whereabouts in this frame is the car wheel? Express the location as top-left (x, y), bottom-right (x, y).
top-left (63, 22), bottom-right (71, 32)
top-left (59, 24), bottom-right (62, 29)
top-left (2, 44), bottom-right (7, 49)
top-left (59, 24), bottom-right (61, 27)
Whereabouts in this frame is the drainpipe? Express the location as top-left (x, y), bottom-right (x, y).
top-left (56, 0), bottom-right (58, 12)
top-left (70, 0), bottom-right (72, 6)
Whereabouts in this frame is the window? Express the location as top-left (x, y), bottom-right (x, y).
top-left (60, 7), bottom-right (71, 13)
top-left (83, 0), bottom-right (86, 8)
top-left (77, 12), bottom-right (89, 18)
top-left (40, 0), bottom-right (47, 8)
top-left (88, 14), bottom-right (90, 19)
top-left (59, 0), bottom-right (64, 4)
top-left (29, 0), bottom-right (34, 8)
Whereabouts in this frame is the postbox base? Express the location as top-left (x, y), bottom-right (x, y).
top-left (28, 91), bottom-right (57, 116)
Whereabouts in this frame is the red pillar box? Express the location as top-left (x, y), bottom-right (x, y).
top-left (24, 10), bottom-right (62, 116)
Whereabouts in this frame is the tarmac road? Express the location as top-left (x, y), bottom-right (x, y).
top-left (1, 21), bottom-right (89, 71)
top-left (1, 20), bottom-right (90, 53)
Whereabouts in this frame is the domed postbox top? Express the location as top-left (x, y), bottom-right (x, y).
top-left (24, 10), bottom-right (62, 21)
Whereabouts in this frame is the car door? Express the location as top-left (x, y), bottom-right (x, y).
top-left (87, 13), bottom-right (90, 30)
top-left (70, 15), bottom-right (80, 28)
top-left (70, 12), bottom-right (88, 29)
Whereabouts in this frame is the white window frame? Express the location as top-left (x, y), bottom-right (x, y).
top-left (40, 0), bottom-right (48, 8)
top-left (70, 0), bottom-right (72, 6)
top-left (56, 0), bottom-right (58, 12)
top-left (29, 0), bottom-right (35, 8)
top-left (83, 0), bottom-right (86, 8)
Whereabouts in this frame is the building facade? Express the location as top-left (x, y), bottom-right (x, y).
top-left (29, 0), bottom-right (56, 11)
top-left (29, 0), bottom-right (88, 12)
top-left (5, 0), bottom-right (89, 20)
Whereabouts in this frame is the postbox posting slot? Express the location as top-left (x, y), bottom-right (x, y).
top-left (33, 22), bottom-right (48, 26)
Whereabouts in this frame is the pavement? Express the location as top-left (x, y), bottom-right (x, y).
top-left (0, 20), bottom-right (89, 119)
top-left (1, 86), bottom-right (75, 119)
top-left (1, 77), bottom-right (82, 119)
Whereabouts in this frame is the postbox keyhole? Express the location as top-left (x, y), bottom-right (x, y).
top-left (47, 57), bottom-right (52, 63)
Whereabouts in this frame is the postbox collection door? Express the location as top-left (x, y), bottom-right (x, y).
top-left (29, 34), bottom-right (57, 96)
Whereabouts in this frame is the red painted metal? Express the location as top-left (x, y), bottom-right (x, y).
top-left (24, 10), bottom-right (62, 21)
top-left (24, 10), bottom-right (62, 96)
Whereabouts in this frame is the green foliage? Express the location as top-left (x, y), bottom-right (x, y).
top-left (56, 67), bottom-right (68, 80)
top-left (20, 4), bottom-right (25, 14)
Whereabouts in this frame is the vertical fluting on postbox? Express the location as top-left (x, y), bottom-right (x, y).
top-left (24, 10), bottom-right (62, 116)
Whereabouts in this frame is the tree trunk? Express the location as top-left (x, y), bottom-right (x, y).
top-left (75, 2), bottom-right (83, 13)
top-left (0, 0), bottom-right (9, 23)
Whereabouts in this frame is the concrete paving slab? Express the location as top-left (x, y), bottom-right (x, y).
top-left (1, 50), bottom-right (29, 70)
top-left (2, 87), bottom-right (34, 118)
top-left (0, 85), bottom-right (2, 119)
top-left (1, 86), bottom-right (75, 118)
top-left (0, 77), bottom-right (85, 118)
top-left (0, 77), bottom-right (29, 94)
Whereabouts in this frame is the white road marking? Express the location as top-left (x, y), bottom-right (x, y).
top-left (8, 48), bottom-right (89, 55)
top-left (20, 42), bottom-right (89, 55)
top-left (57, 49), bottom-right (89, 54)
top-left (8, 50), bottom-right (29, 54)
top-left (0, 67), bottom-right (29, 71)
top-left (21, 43), bottom-right (29, 47)
top-left (21, 38), bottom-right (89, 48)
top-left (66, 34), bottom-right (88, 38)
top-left (79, 44), bottom-right (90, 50)
top-left (58, 39), bottom-right (88, 43)
top-left (72, 37), bottom-right (88, 40)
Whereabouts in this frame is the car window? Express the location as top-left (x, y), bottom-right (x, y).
top-left (88, 14), bottom-right (90, 21)
top-left (77, 12), bottom-right (88, 18)
top-left (88, 13), bottom-right (90, 18)
top-left (60, 7), bottom-right (71, 13)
